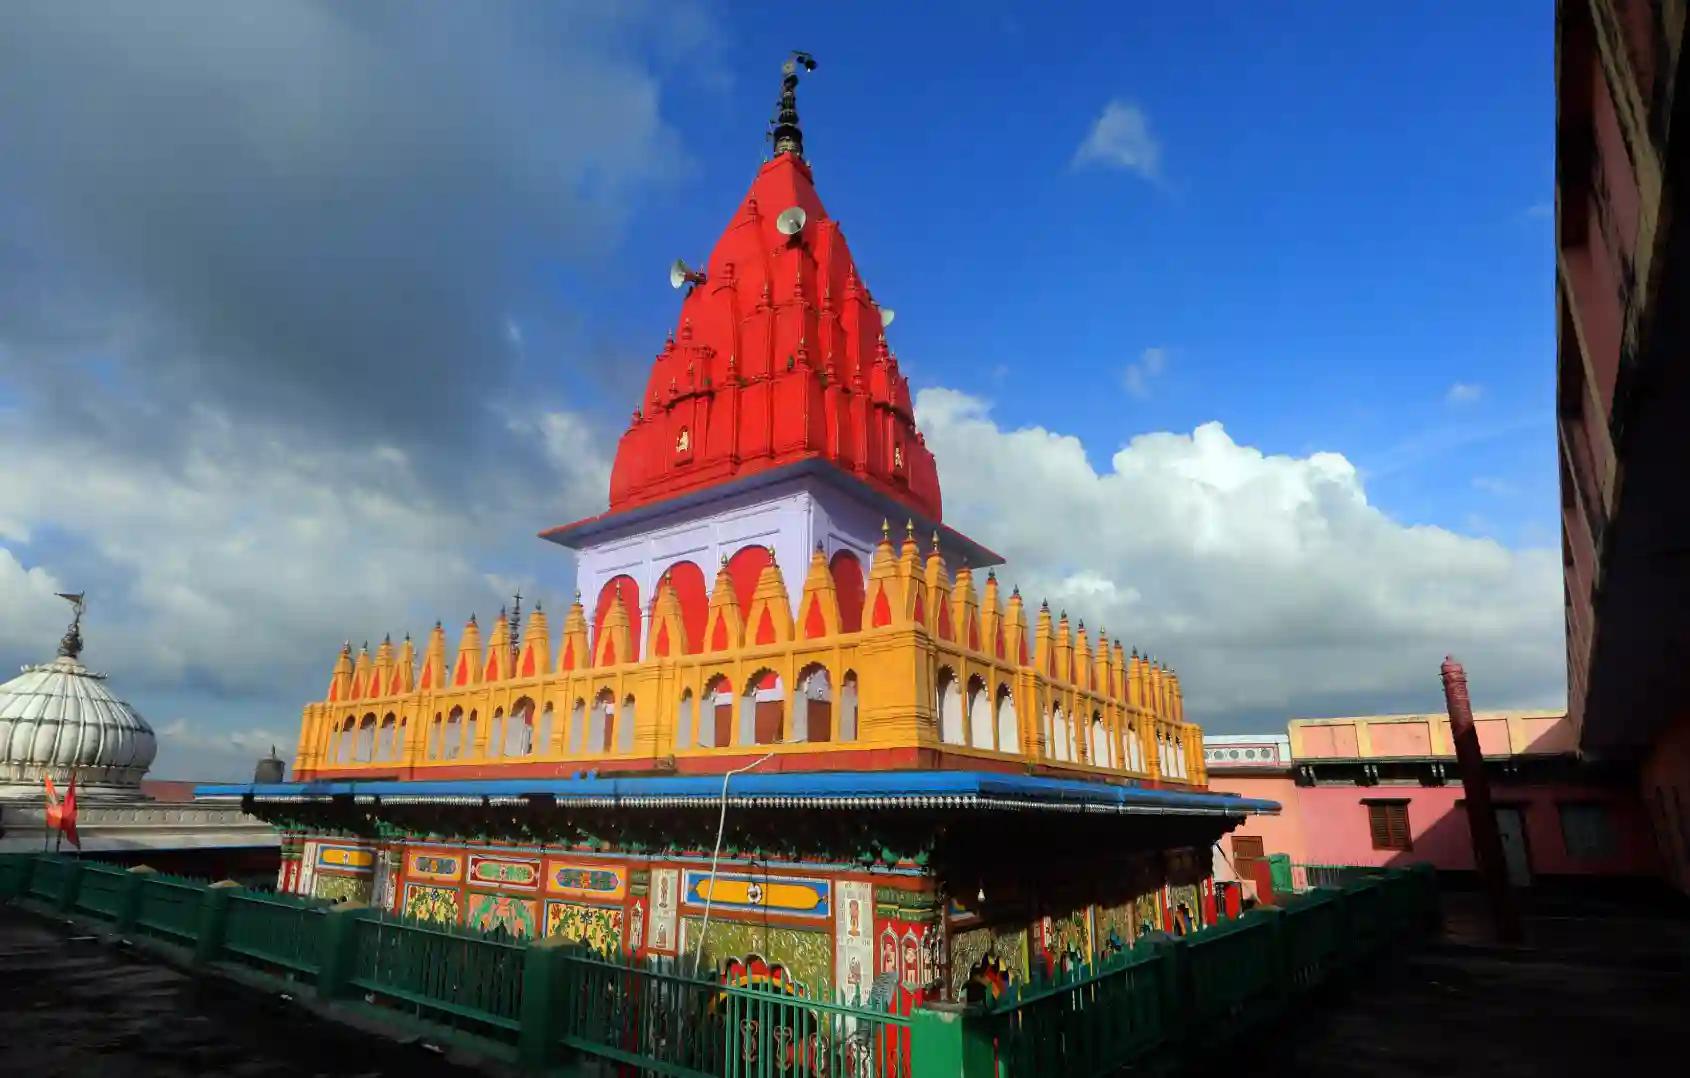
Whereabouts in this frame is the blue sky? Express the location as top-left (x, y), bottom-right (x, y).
top-left (0, 4), bottom-right (1561, 777)
top-left (561, 3), bottom-right (1554, 543)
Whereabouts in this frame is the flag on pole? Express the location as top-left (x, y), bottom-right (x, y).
top-left (44, 774), bottom-right (80, 849)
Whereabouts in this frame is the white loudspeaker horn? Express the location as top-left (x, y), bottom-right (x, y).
top-left (879, 307), bottom-right (896, 328)
top-left (775, 206), bottom-right (808, 236)
top-left (670, 259), bottom-right (706, 289)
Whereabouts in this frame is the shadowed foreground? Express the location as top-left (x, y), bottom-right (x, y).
top-left (0, 912), bottom-right (488, 1078)
top-left (1188, 889), bottom-right (1690, 1077)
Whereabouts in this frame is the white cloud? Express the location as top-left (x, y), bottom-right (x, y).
top-left (0, 403), bottom-right (612, 777)
top-left (1122, 347), bottom-right (1169, 398)
top-left (1472, 476), bottom-right (1518, 496)
top-left (917, 388), bottom-right (1565, 728)
top-left (1446, 382), bottom-right (1484, 405)
top-left (1073, 100), bottom-right (1163, 179)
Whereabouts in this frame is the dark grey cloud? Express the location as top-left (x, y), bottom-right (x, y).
top-left (0, 1), bottom-right (700, 469)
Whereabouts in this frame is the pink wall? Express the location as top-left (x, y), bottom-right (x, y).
top-left (1641, 711), bottom-right (1690, 894)
top-left (1210, 775), bottom-right (1656, 879)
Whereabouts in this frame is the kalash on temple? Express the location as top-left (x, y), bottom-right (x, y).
top-left (201, 56), bottom-right (1277, 1007)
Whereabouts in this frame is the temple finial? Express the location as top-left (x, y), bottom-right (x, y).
top-left (53, 591), bottom-right (86, 660)
top-left (769, 51), bottom-right (817, 159)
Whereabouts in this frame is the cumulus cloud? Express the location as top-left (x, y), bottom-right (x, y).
top-left (1073, 100), bottom-right (1163, 179)
top-left (1446, 382), bottom-right (1484, 405)
top-left (0, 2), bottom-right (694, 777)
top-left (1122, 347), bottom-right (1169, 398)
top-left (917, 389), bottom-right (1565, 729)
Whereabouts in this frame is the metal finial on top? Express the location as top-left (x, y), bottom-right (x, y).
top-left (54, 592), bottom-right (85, 660)
top-left (769, 51), bottom-right (817, 159)
top-left (510, 588), bottom-right (523, 664)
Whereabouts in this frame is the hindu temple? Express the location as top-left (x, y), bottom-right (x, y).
top-left (200, 56), bottom-right (1277, 1006)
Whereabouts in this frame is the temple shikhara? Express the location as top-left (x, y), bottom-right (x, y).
top-left (207, 57), bottom-right (1275, 1007)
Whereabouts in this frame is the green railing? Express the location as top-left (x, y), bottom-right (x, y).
top-left (978, 865), bottom-right (1438, 1077)
top-left (222, 890), bottom-right (326, 976)
top-left (134, 875), bottom-right (209, 944)
top-left (348, 914), bottom-right (527, 1034)
top-left (0, 853), bottom-right (1435, 1077)
top-left (542, 948), bottom-right (914, 1078)
top-left (71, 862), bottom-right (131, 919)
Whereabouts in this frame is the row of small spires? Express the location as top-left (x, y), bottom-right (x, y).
top-left (322, 519), bottom-right (1180, 704)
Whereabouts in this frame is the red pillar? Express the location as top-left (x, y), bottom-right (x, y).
top-left (1440, 656), bottom-right (1521, 943)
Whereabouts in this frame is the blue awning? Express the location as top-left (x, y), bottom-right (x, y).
top-left (195, 770), bottom-right (1279, 817)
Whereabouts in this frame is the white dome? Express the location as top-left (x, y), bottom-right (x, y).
top-left (0, 655), bottom-right (157, 799)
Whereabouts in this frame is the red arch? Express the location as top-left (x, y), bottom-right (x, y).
top-left (726, 546), bottom-right (772, 608)
top-left (829, 551), bottom-right (865, 633)
top-left (592, 575), bottom-right (642, 662)
top-left (662, 561), bottom-right (709, 653)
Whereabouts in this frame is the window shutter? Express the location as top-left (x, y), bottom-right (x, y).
top-left (1388, 803), bottom-right (1412, 850)
top-left (1368, 804), bottom-right (1392, 849)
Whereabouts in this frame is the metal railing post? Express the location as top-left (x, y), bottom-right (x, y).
top-left (315, 904), bottom-right (369, 999)
top-left (116, 865), bottom-right (156, 933)
top-left (193, 880), bottom-right (241, 963)
top-left (518, 937), bottom-right (566, 1069)
top-left (909, 1003), bottom-right (995, 1078)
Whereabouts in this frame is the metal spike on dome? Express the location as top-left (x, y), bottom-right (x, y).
top-left (881, 518), bottom-right (891, 539)
top-left (905, 519), bottom-right (915, 539)
top-left (930, 530), bottom-right (941, 553)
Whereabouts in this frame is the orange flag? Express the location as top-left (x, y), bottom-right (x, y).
top-left (44, 775), bottom-right (80, 848)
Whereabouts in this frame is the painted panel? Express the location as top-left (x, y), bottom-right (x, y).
top-left (312, 874), bottom-right (372, 904)
top-left (545, 901), bottom-right (624, 954)
top-left (466, 853), bottom-right (542, 891)
top-left (948, 925), bottom-right (1028, 1003)
top-left (647, 868), bottom-right (680, 955)
top-left (545, 860), bottom-right (627, 901)
top-left (407, 850), bottom-right (464, 882)
top-left (404, 883), bottom-right (461, 926)
top-left (679, 916), bottom-right (832, 999)
top-left (834, 880), bottom-right (874, 1004)
top-left (315, 844), bottom-right (375, 873)
top-left (297, 840), bottom-right (318, 895)
top-left (681, 870), bottom-right (831, 919)
top-left (466, 892), bottom-right (539, 939)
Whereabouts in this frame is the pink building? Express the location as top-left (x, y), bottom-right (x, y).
top-left (1207, 713), bottom-right (1658, 894)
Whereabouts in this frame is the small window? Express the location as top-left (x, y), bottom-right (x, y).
top-left (1558, 802), bottom-right (1615, 861)
top-left (1367, 801), bottom-right (1412, 851)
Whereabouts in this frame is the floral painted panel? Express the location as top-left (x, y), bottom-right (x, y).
top-left (467, 892), bottom-right (538, 939)
top-left (1095, 901), bottom-right (1136, 955)
top-left (544, 901), bottom-right (623, 954)
top-left (312, 873), bottom-right (372, 904)
top-left (1168, 884), bottom-right (1202, 935)
top-left (404, 883), bottom-right (461, 926)
top-left (947, 925), bottom-right (1029, 1003)
top-left (679, 917), bottom-right (832, 1000)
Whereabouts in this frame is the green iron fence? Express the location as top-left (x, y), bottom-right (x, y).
top-left (976, 864), bottom-right (1437, 1077)
top-left (539, 947), bottom-right (915, 1078)
top-left (0, 853), bottom-right (1435, 1077)
top-left (221, 890), bottom-right (326, 976)
top-left (348, 913), bottom-right (527, 1035)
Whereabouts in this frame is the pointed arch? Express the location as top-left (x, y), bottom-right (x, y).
top-left (829, 551), bottom-right (866, 632)
top-left (589, 689), bottom-right (615, 753)
top-left (704, 674), bottom-right (734, 748)
top-left (994, 685), bottom-right (1017, 755)
top-left (618, 695), bottom-right (636, 753)
top-left (1090, 710), bottom-right (1110, 768)
top-left (936, 667), bottom-right (964, 745)
top-left (444, 707), bottom-right (464, 760)
top-left (592, 575), bottom-right (641, 663)
top-left (664, 560), bottom-right (709, 652)
top-left (966, 675), bottom-right (990, 749)
top-left (726, 546), bottom-right (773, 614)
top-left (506, 697), bottom-right (536, 757)
top-left (741, 668), bottom-right (785, 745)
top-left (677, 688), bottom-right (695, 750)
top-left (794, 664), bottom-right (832, 743)
top-left (838, 671), bottom-right (859, 742)
top-left (569, 698), bottom-right (586, 754)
